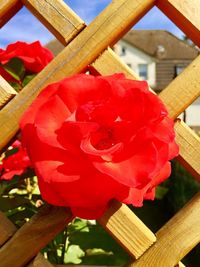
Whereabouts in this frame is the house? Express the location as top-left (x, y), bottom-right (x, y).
top-left (46, 30), bottom-right (199, 131)
top-left (114, 30), bottom-right (199, 91)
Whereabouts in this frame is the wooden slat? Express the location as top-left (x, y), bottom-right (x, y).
top-left (0, 211), bottom-right (53, 267)
top-left (0, 0), bottom-right (23, 27)
top-left (22, 0), bottom-right (86, 45)
top-left (159, 55), bottom-right (200, 119)
top-left (0, 76), bottom-right (17, 110)
top-left (54, 265), bottom-right (186, 267)
top-left (175, 262), bottom-right (186, 267)
top-left (54, 266), bottom-right (116, 267)
top-left (0, 211), bottom-right (17, 247)
top-left (0, 0), bottom-right (155, 150)
top-left (98, 200), bottom-right (156, 259)
top-left (93, 50), bottom-right (200, 119)
top-left (175, 120), bottom-right (200, 180)
top-left (0, 212), bottom-right (54, 267)
top-left (27, 253), bottom-right (54, 267)
top-left (128, 192), bottom-right (200, 267)
top-left (90, 47), bottom-right (141, 80)
top-left (157, 0), bottom-right (200, 46)
top-left (0, 205), bottom-right (74, 267)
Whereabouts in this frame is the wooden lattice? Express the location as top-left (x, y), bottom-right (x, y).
top-left (0, 0), bottom-right (200, 267)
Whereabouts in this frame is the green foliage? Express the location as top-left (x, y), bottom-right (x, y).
top-left (43, 219), bottom-right (130, 265)
top-left (0, 174), bottom-right (41, 227)
top-left (1, 58), bottom-right (36, 92)
top-left (8, 82), bottom-right (22, 92)
top-left (2, 58), bottom-right (25, 81)
top-left (1, 145), bottom-right (200, 266)
top-left (22, 74), bottom-right (36, 87)
top-left (165, 161), bottom-right (200, 214)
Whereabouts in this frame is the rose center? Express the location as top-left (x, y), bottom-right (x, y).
top-left (91, 126), bottom-right (115, 150)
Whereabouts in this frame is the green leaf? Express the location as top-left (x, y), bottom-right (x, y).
top-left (64, 245), bottom-right (85, 264)
top-left (22, 74), bottom-right (36, 87)
top-left (8, 82), bottom-right (22, 92)
top-left (5, 147), bottom-right (19, 158)
top-left (2, 57), bottom-right (25, 81)
top-left (156, 186), bottom-right (169, 200)
top-left (67, 222), bottom-right (130, 265)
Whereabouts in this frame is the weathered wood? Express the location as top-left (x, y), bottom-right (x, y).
top-left (128, 192), bottom-right (200, 267)
top-left (0, 76), bottom-right (17, 110)
top-left (98, 200), bottom-right (156, 259)
top-left (0, 205), bottom-right (74, 267)
top-left (0, 0), bottom-right (22, 27)
top-left (22, 0), bottom-right (85, 45)
top-left (0, 211), bottom-right (17, 247)
top-left (0, 0), bottom-right (155, 150)
top-left (157, 0), bottom-right (200, 46)
top-left (175, 120), bottom-right (200, 181)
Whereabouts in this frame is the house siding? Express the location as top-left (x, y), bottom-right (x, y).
top-left (156, 59), bottom-right (192, 90)
top-left (117, 40), bottom-right (156, 88)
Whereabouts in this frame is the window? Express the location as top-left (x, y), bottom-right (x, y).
top-left (175, 65), bottom-right (184, 77)
top-left (138, 64), bottom-right (148, 80)
top-left (121, 46), bottom-right (126, 56)
top-left (127, 63), bottom-right (132, 69)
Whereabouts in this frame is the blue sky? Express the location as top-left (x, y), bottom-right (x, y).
top-left (0, 0), bottom-right (185, 48)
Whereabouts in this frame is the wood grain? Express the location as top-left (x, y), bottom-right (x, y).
top-left (0, 212), bottom-right (54, 267)
top-left (128, 192), bottom-right (200, 267)
top-left (90, 47), bottom-right (141, 80)
top-left (0, 205), bottom-right (74, 267)
top-left (98, 200), bottom-right (156, 259)
top-left (0, 0), bottom-right (155, 150)
top-left (22, 0), bottom-right (85, 45)
top-left (0, 76), bottom-right (17, 110)
top-left (157, 0), bottom-right (200, 46)
top-left (0, 0), bottom-right (22, 27)
top-left (175, 120), bottom-right (200, 181)
top-left (0, 211), bottom-right (17, 247)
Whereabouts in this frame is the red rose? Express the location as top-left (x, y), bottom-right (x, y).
top-left (20, 74), bottom-right (179, 219)
top-left (0, 140), bottom-right (31, 180)
top-left (0, 41), bottom-right (53, 80)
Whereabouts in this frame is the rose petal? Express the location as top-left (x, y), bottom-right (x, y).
top-left (35, 95), bottom-right (71, 147)
top-left (81, 136), bottom-right (123, 161)
top-left (20, 82), bottom-right (60, 129)
top-left (24, 126), bottom-right (82, 183)
top-left (93, 142), bottom-right (157, 187)
top-left (57, 74), bottom-right (112, 112)
top-left (57, 120), bottom-right (99, 153)
top-left (150, 162), bottom-right (171, 187)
